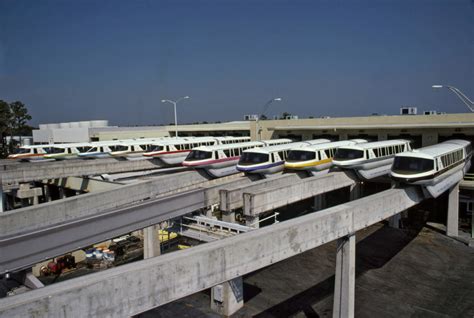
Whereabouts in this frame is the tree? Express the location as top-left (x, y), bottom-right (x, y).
top-left (9, 101), bottom-right (32, 145)
top-left (0, 100), bottom-right (12, 157)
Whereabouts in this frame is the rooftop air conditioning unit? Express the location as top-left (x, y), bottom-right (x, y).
top-left (400, 107), bottom-right (417, 115)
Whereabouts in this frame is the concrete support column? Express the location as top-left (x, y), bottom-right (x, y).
top-left (388, 213), bottom-right (401, 229)
top-left (313, 193), bottom-right (326, 211)
top-left (447, 182), bottom-right (460, 237)
top-left (211, 277), bottom-right (244, 316)
top-left (58, 187), bottom-right (65, 200)
top-left (222, 211), bottom-right (236, 223)
top-left (143, 226), bottom-right (160, 259)
top-left (349, 183), bottom-right (361, 201)
top-left (0, 186), bottom-right (5, 212)
top-left (245, 215), bottom-right (259, 229)
top-left (43, 185), bottom-right (52, 202)
top-left (333, 234), bottom-right (356, 318)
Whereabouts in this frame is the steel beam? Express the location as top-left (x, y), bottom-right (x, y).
top-left (243, 171), bottom-right (356, 216)
top-left (0, 187), bottom-right (424, 317)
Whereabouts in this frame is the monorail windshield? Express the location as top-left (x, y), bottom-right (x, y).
top-left (239, 152), bottom-right (269, 165)
top-left (392, 157), bottom-right (434, 175)
top-left (185, 150), bottom-right (213, 161)
top-left (334, 149), bottom-right (364, 161)
top-left (287, 150), bottom-right (316, 162)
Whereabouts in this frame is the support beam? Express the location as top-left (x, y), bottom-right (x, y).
top-left (447, 182), bottom-right (460, 237)
top-left (333, 234), bottom-right (355, 318)
top-left (245, 215), bottom-right (260, 228)
top-left (243, 172), bottom-right (355, 216)
top-left (0, 187), bottom-right (425, 317)
top-left (0, 171), bottom-right (210, 237)
top-left (1, 157), bottom-right (168, 189)
top-left (220, 173), bottom-right (305, 212)
top-left (0, 186), bottom-right (4, 213)
top-left (143, 226), bottom-right (161, 259)
top-left (211, 277), bottom-right (244, 316)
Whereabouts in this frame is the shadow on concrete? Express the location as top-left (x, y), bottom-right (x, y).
top-left (253, 219), bottom-right (425, 318)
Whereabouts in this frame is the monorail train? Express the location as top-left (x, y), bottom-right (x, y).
top-left (332, 139), bottom-right (412, 180)
top-left (78, 141), bottom-right (123, 158)
top-left (143, 136), bottom-right (251, 165)
top-left (284, 139), bottom-right (368, 174)
top-left (43, 143), bottom-right (94, 159)
top-left (390, 139), bottom-right (472, 198)
top-left (7, 145), bottom-right (51, 160)
top-left (182, 139), bottom-right (292, 178)
top-left (236, 139), bottom-right (331, 175)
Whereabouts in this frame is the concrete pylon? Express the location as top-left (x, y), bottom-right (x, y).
top-left (222, 210), bottom-right (236, 223)
top-left (388, 213), bottom-right (401, 229)
top-left (447, 182), bottom-right (460, 237)
top-left (143, 226), bottom-right (160, 259)
top-left (313, 193), bottom-right (326, 211)
top-left (349, 183), bottom-right (361, 201)
top-left (333, 234), bottom-right (356, 318)
top-left (0, 186), bottom-right (4, 212)
top-left (211, 277), bottom-right (244, 317)
top-left (245, 215), bottom-right (259, 228)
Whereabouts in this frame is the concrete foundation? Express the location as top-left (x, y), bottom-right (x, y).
top-left (245, 215), bottom-right (260, 228)
top-left (211, 277), bottom-right (244, 317)
top-left (447, 183), bottom-right (460, 237)
top-left (222, 210), bottom-right (236, 223)
top-left (143, 226), bottom-right (161, 259)
top-left (333, 234), bottom-right (356, 318)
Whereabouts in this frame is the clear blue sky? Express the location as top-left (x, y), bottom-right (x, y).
top-left (0, 0), bottom-right (472, 126)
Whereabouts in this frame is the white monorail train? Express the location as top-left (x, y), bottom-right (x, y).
top-left (390, 139), bottom-right (472, 198)
top-left (332, 139), bottom-right (412, 180)
top-left (143, 136), bottom-right (251, 165)
top-left (182, 139), bottom-right (292, 178)
top-left (7, 145), bottom-right (51, 160)
top-left (43, 143), bottom-right (94, 160)
top-left (236, 139), bottom-right (331, 176)
top-left (284, 139), bottom-right (368, 175)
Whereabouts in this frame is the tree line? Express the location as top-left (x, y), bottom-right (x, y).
top-left (0, 100), bottom-right (32, 158)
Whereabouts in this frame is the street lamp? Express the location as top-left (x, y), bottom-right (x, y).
top-left (432, 85), bottom-right (474, 113)
top-left (256, 97), bottom-right (282, 141)
top-left (161, 96), bottom-right (190, 137)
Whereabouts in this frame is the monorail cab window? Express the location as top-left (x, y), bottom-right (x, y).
top-left (334, 148), bottom-right (364, 161)
top-left (287, 150), bottom-right (316, 162)
top-left (185, 150), bottom-right (213, 161)
top-left (239, 152), bottom-right (269, 165)
top-left (392, 157), bottom-right (434, 175)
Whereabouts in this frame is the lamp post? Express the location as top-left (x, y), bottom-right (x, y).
top-left (161, 96), bottom-right (190, 137)
top-left (432, 85), bottom-right (474, 113)
top-left (256, 97), bottom-right (282, 141)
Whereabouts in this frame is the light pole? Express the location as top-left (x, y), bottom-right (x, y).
top-left (161, 96), bottom-right (190, 137)
top-left (256, 97), bottom-right (282, 141)
top-left (432, 85), bottom-right (474, 113)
